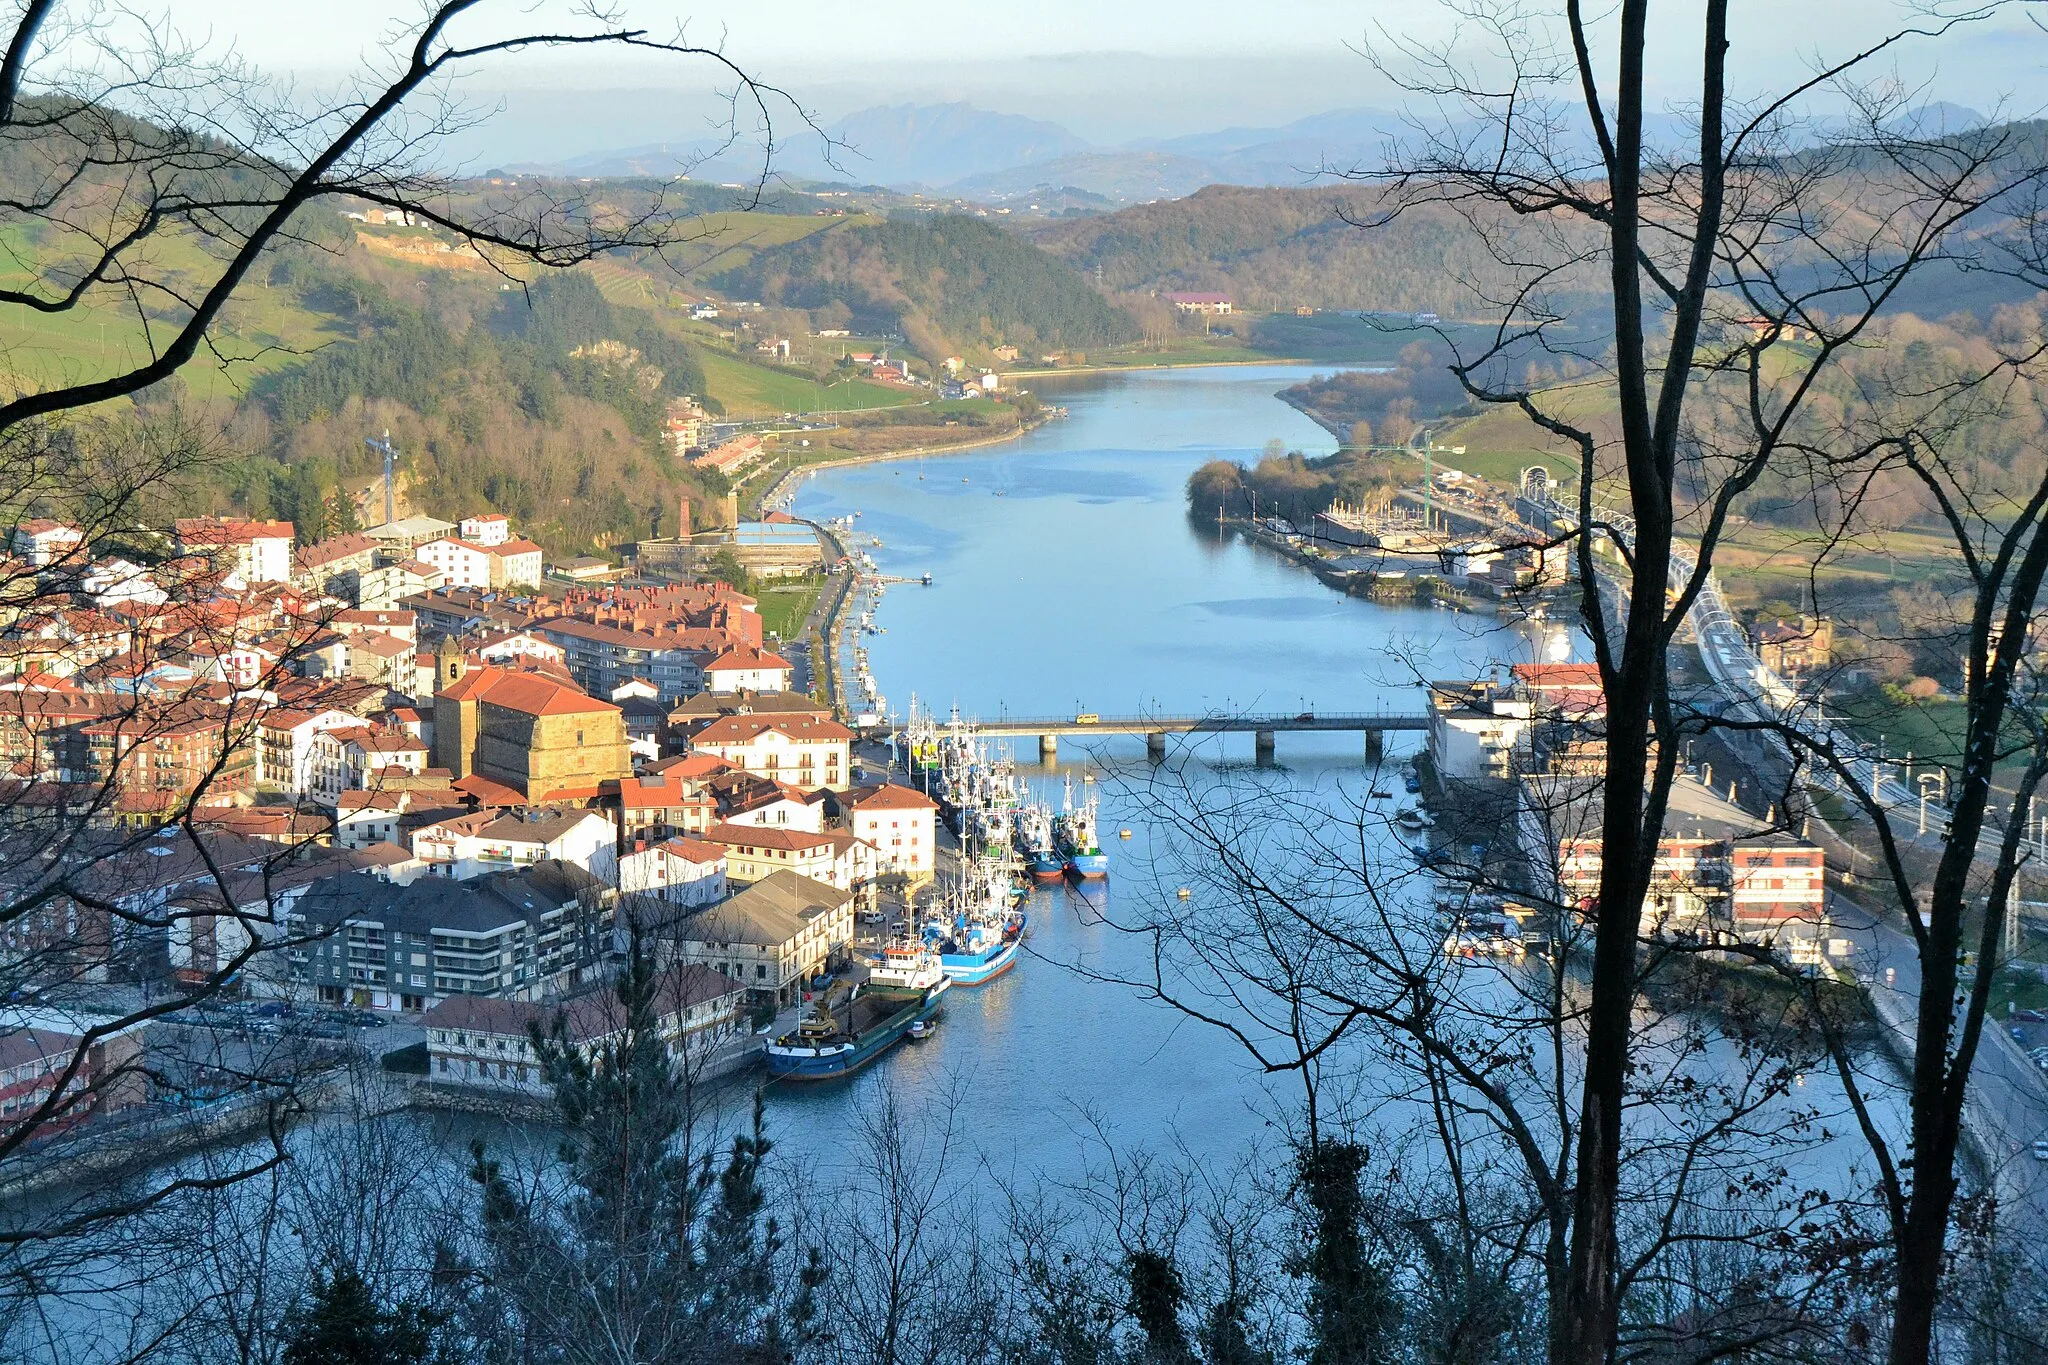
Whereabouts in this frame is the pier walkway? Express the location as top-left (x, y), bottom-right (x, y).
top-left (955, 710), bottom-right (1429, 761)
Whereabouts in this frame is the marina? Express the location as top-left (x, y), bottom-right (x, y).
top-left (764, 363), bottom-right (1539, 1176)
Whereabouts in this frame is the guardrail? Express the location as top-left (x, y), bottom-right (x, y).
top-left (964, 712), bottom-right (1431, 733)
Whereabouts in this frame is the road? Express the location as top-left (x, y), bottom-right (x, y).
top-left (1530, 489), bottom-right (2048, 1225)
top-left (1830, 894), bottom-right (2048, 1227)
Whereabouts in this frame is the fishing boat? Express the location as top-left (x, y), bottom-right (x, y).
top-left (924, 858), bottom-right (1028, 985)
top-left (765, 943), bottom-right (950, 1080)
top-left (1402, 761), bottom-right (1422, 794)
top-left (1015, 802), bottom-right (1064, 880)
top-left (1054, 781), bottom-right (1109, 878)
top-left (1395, 804), bottom-right (1436, 831)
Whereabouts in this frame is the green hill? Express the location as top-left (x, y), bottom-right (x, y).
top-left (712, 214), bottom-right (1138, 359)
top-left (1030, 184), bottom-right (1599, 318)
top-left (0, 198), bottom-right (921, 557)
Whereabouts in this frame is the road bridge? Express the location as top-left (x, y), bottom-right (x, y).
top-left (958, 710), bottom-right (1429, 762)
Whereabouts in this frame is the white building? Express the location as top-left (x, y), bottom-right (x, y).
top-left (703, 822), bottom-right (873, 891)
top-left (1426, 680), bottom-right (1533, 781)
top-left (488, 539), bottom-right (545, 590)
top-left (423, 966), bottom-right (747, 1090)
top-left (173, 517), bottom-right (295, 582)
top-left (845, 784), bottom-right (939, 880)
top-left (81, 558), bottom-right (168, 610)
top-left (358, 559), bottom-right (443, 612)
top-left (411, 808), bottom-right (617, 882)
top-left (416, 538), bottom-right (494, 591)
top-left (460, 513), bottom-right (511, 547)
top-left (703, 644), bottom-right (795, 695)
top-left (9, 519), bottom-right (84, 567)
top-left (306, 725), bottom-right (430, 803)
top-left (257, 707), bottom-right (365, 793)
top-left (618, 836), bottom-right (728, 907)
top-left (690, 713), bottom-right (854, 791)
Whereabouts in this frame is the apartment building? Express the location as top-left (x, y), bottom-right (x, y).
top-left (422, 964), bottom-right (747, 1090)
top-left (689, 713), bottom-right (853, 791)
top-left (290, 861), bottom-right (613, 1011)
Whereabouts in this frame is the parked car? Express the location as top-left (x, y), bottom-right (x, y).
top-left (2014, 1008), bottom-right (2047, 1023)
top-left (2034, 1139), bottom-right (2048, 1163)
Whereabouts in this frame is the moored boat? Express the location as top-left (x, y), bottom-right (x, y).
top-left (1054, 781), bottom-right (1109, 879)
top-left (765, 945), bottom-right (949, 1080)
top-left (1015, 802), bottom-right (1064, 880)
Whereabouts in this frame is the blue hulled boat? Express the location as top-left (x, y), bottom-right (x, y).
top-left (765, 942), bottom-right (950, 1081)
top-left (1054, 784), bottom-right (1109, 880)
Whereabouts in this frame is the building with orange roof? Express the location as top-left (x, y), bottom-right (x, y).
top-left (845, 783), bottom-right (939, 881)
top-left (702, 822), bottom-right (873, 891)
top-left (703, 642), bottom-right (794, 695)
top-left (429, 640), bottom-right (631, 802)
top-left (690, 712), bottom-right (853, 791)
top-left (614, 769), bottom-right (721, 843)
top-left (172, 516), bottom-right (295, 582)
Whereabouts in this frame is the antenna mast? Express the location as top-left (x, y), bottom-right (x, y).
top-left (365, 430), bottom-right (399, 526)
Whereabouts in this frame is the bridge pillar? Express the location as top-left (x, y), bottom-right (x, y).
top-left (1255, 729), bottom-right (1276, 764)
top-left (1146, 731), bottom-right (1167, 762)
top-left (1364, 729), bottom-right (1384, 760)
top-left (1039, 733), bottom-right (1058, 765)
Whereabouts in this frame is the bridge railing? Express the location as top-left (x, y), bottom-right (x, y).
top-left (962, 711), bottom-right (1429, 729)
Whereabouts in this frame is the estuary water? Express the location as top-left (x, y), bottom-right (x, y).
top-left (773, 364), bottom-right (1564, 1180)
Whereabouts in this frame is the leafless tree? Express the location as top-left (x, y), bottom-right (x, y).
top-left (1339, 3), bottom-right (2048, 1359)
top-left (0, 0), bottom-right (809, 1347)
top-left (1091, 751), bottom-right (1878, 1361)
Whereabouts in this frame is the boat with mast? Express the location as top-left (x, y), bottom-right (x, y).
top-left (1054, 778), bottom-right (1109, 879)
top-left (766, 938), bottom-right (950, 1080)
top-left (921, 857), bottom-right (1026, 985)
top-left (1015, 800), bottom-right (1063, 880)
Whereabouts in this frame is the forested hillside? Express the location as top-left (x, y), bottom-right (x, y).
top-left (714, 215), bottom-right (1138, 358)
top-left (229, 255), bottom-right (723, 553)
top-left (1030, 185), bottom-right (1597, 317)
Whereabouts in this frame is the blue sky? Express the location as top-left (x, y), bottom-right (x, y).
top-left (142, 2), bottom-right (2048, 163)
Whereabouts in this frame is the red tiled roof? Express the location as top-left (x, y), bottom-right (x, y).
top-left (705, 644), bottom-right (793, 674)
top-left (453, 773), bottom-right (525, 806)
top-left (704, 822), bottom-right (845, 853)
top-left (438, 665), bottom-right (617, 717)
top-left (850, 784), bottom-right (939, 812)
top-left (653, 836), bottom-right (726, 864)
top-left (692, 713), bottom-right (853, 745)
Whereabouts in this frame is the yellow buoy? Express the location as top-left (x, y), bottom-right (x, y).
top-left (1176, 887), bottom-right (1192, 900)
top-left (1119, 828), bottom-right (1132, 840)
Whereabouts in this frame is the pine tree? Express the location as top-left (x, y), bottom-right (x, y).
top-left (283, 1263), bottom-right (443, 1365)
top-left (463, 931), bottom-right (823, 1363)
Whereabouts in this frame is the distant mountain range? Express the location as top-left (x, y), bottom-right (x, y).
top-left (532, 102), bottom-right (1411, 203)
top-left (531, 100), bottom-right (1998, 208)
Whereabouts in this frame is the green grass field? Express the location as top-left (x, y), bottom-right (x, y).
top-left (754, 577), bottom-right (824, 640)
top-left (658, 213), bottom-right (862, 283)
top-left (701, 349), bottom-right (913, 417)
top-left (0, 225), bottom-right (352, 400)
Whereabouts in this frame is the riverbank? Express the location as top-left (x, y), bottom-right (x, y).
top-left (753, 413), bottom-right (1049, 514)
top-left (1004, 354), bottom-right (1304, 380)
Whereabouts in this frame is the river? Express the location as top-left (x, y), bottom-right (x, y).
top-left (772, 364), bottom-right (1569, 1180)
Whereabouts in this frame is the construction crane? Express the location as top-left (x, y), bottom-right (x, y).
top-left (365, 429), bottom-right (399, 526)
